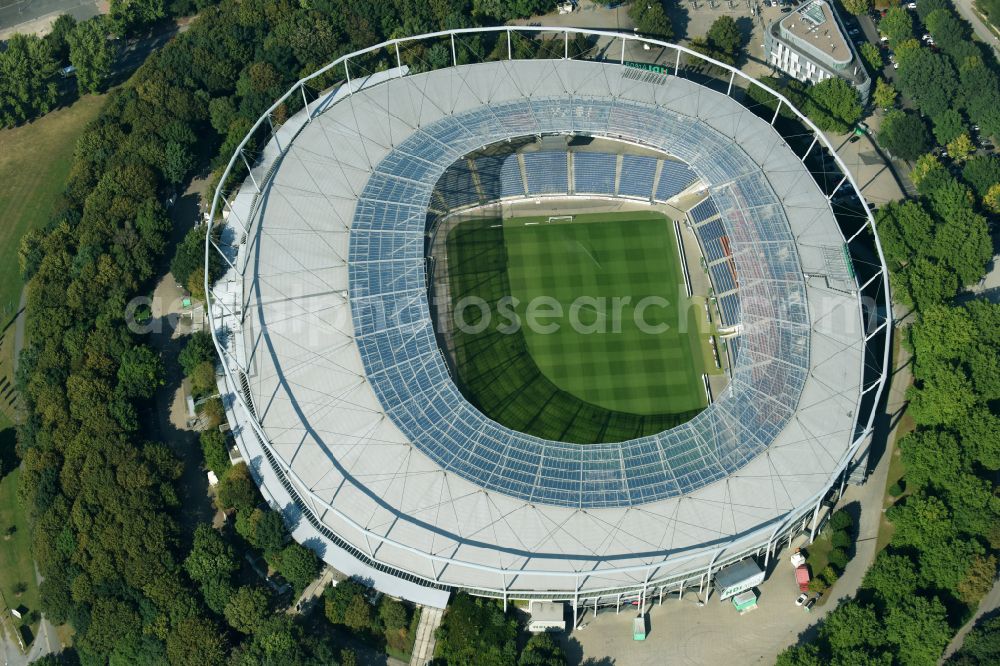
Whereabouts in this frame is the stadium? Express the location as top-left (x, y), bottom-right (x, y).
top-left (206, 27), bottom-right (891, 613)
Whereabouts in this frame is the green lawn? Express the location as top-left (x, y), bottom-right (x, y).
top-left (504, 211), bottom-right (707, 415)
top-left (0, 466), bottom-right (40, 638)
top-left (0, 94), bottom-right (107, 319)
top-left (444, 211), bottom-right (708, 444)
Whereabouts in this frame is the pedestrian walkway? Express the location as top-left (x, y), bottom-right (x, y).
top-left (289, 566), bottom-right (335, 614)
top-left (409, 605), bottom-right (444, 666)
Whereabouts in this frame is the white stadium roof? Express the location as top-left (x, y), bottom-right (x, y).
top-left (209, 31), bottom-right (888, 605)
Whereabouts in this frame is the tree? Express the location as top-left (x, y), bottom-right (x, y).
top-left (247, 508), bottom-right (286, 554)
top-left (629, 1), bottom-right (672, 39)
top-left (344, 593), bottom-right (375, 632)
top-left (906, 361), bottom-right (978, 425)
top-left (962, 155), bottom-right (1000, 199)
top-left (986, 183), bottom-right (1000, 214)
top-left (45, 14), bottom-right (78, 65)
top-left (775, 645), bottom-right (825, 666)
top-left (199, 429), bottom-right (231, 476)
top-left (880, 7), bottom-right (914, 42)
top-left (862, 552), bottom-right (919, 605)
top-left (80, 598), bottom-right (142, 658)
top-left (896, 48), bottom-right (956, 118)
top-left (224, 585), bottom-right (270, 634)
top-left (270, 542), bottom-right (321, 595)
top-left (933, 208), bottom-right (992, 286)
top-left (165, 618), bottom-right (227, 666)
top-left (519, 632), bottom-right (567, 666)
top-left (216, 463), bottom-right (260, 514)
top-left (435, 593), bottom-right (518, 666)
top-left (843, 0), bottom-right (871, 15)
top-left (917, 537), bottom-right (982, 592)
top-left (924, 8), bottom-right (966, 55)
top-left (325, 578), bottom-right (372, 627)
top-left (893, 38), bottom-right (922, 67)
top-left (872, 78), bottom-right (896, 109)
top-left (859, 42), bottom-right (895, 75)
top-left (705, 16), bottom-right (744, 63)
top-left (171, 224), bottom-right (225, 295)
top-left (886, 493), bottom-right (956, 549)
top-left (185, 524), bottom-right (239, 584)
top-left (163, 140), bottom-right (195, 185)
top-left (116, 344), bottom-right (164, 399)
top-left (379, 596), bottom-right (409, 633)
top-left (818, 602), bottom-right (886, 654)
top-left (804, 77), bottom-right (862, 133)
top-left (0, 33), bottom-right (59, 128)
top-left (67, 17), bottom-right (114, 95)
top-left (190, 360), bottom-right (216, 395)
top-left (878, 110), bottom-right (929, 160)
top-left (109, 0), bottom-right (165, 36)
top-left (931, 109), bottom-right (965, 145)
top-left (884, 596), bottom-right (951, 666)
top-left (874, 200), bottom-right (935, 269)
top-left (179, 331), bottom-right (216, 376)
top-left (947, 134), bottom-right (975, 162)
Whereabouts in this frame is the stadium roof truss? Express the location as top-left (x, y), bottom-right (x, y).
top-left (206, 28), bottom-right (891, 607)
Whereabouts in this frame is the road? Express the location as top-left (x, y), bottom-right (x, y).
top-left (941, 576), bottom-right (1000, 661)
top-left (953, 0), bottom-right (1000, 57)
top-left (0, 0), bottom-right (100, 38)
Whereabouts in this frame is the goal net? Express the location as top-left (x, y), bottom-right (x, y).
top-left (547, 215), bottom-right (574, 224)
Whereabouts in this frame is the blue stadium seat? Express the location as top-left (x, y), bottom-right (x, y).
top-left (655, 160), bottom-right (698, 201)
top-left (572, 152), bottom-right (616, 195)
top-left (522, 152), bottom-right (568, 195)
top-left (618, 155), bottom-right (658, 199)
top-left (689, 197), bottom-right (719, 224)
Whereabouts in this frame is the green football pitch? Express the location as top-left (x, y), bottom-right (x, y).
top-left (443, 210), bottom-right (709, 444)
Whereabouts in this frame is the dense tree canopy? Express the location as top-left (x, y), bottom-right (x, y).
top-left (628, 0), bottom-right (673, 39)
top-left (0, 33), bottom-right (59, 127)
top-left (435, 593), bottom-right (519, 666)
top-left (878, 110), bottom-right (929, 160)
top-left (67, 17), bottom-right (115, 94)
top-left (896, 48), bottom-right (957, 118)
top-left (802, 77), bottom-right (862, 133)
top-left (880, 6), bottom-right (914, 42)
top-left (695, 15), bottom-right (745, 65)
top-left (842, 0), bottom-right (871, 15)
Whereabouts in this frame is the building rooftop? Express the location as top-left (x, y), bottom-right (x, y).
top-left (778, 0), bottom-right (853, 67)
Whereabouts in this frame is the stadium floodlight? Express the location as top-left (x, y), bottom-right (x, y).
top-left (204, 27), bottom-right (891, 615)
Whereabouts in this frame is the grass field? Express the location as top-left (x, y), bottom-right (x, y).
top-left (505, 211), bottom-right (706, 415)
top-left (0, 465), bottom-right (40, 639)
top-left (444, 210), bottom-right (709, 444)
top-left (0, 94), bottom-right (107, 319)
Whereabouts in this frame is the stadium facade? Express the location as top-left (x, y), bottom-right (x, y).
top-left (206, 28), bottom-right (891, 613)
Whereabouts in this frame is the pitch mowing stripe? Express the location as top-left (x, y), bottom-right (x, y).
top-left (444, 212), bottom-right (706, 444)
top-left (503, 211), bottom-right (707, 416)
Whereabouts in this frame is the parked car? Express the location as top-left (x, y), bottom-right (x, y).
top-left (796, 593), bottom-right (808, 606)
top-left (907, 2), bottom-right (917, 8)
top-left (804, 597), bottom-right (817, 611)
